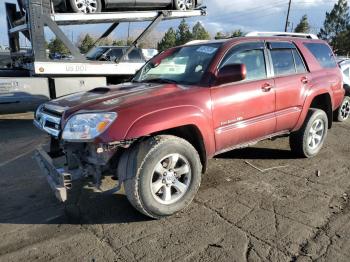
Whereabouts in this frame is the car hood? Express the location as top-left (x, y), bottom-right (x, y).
top-left (46, 82), bottom-right (195, 118)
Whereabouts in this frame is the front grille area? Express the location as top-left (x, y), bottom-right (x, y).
top-left (42, 107), bottom-right (62, 118)
top-left (34, 104), bottom-right (64, 137)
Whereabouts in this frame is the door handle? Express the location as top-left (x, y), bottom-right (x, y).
top-left (301, 76), bottom-right (309, 84)
top-left (261, 83), bottom-right (273, 92)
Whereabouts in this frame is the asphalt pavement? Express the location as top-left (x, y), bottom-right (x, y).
top-left (0, 112), bottom-right (349, 262)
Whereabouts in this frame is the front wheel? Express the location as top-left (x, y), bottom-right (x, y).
top-left (174, 0), bottom-right (195, 10)
top-left (335, 96), bottom-right (350, 122)
top-left (68, 0), bottom-right (102, 13)
top-left (124, 135), bottom-right (202, 219)
top-left (290, 109), bottom-right (328, 158)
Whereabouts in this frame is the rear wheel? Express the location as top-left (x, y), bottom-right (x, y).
top-left (290, 109), bottom-right (328, 158)
top-left (68, 0), bottom-right (102, 13)
top-left (124, 135), bottom-right (202, 219)
top-left (335, 96), bottom-right (350, 122)
top-left (174, 0), bottom-right (195, 10)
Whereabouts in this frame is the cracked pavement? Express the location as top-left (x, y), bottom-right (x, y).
top-left (0, 113), bottom-right (349, 262)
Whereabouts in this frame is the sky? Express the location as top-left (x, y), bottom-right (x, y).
top-left (0, 0), bottom-right (346, 48)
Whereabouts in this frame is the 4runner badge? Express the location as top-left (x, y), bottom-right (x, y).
top-left (220, 117), bottom-right (244, 126)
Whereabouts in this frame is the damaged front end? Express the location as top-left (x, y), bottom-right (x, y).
top-left (33, 103), bottom-right (135, 202)
top-left (34, 138), bottom-right (134, 202)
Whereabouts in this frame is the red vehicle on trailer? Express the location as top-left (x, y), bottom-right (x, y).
top-left (34, 33), bottom-right (344, 219)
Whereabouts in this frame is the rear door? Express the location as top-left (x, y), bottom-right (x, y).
top-left (106, 0), bottom-right (136, 8)
top-left (211, 42), bottom-right (276, 153)
top-left (268, 42), bottom-right (310, 132)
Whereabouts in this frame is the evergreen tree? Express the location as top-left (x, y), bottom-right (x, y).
top-left (215, 29), bottom-right (243, 39)
top-left (318, 0), bottom-right (350, 42)
top-left (79, 34), bottom-right (95, 54)
top-left (126, 38), bottom-right (134, 46)
top-left (294, 15), bottom-right (310, 33)
top-left (98, 37), bottom-right (113, 46)
top-left (215, 31), bottom-right (229, 40)
top-left (176, 19), bottom-right (193, 45)
top-left (192, 22), bottom-right (211, 40)
top-left (158, 27), bottom-right (177, 52)
top-left (333, 28), bottom-right (350, 55)
top-left (47, 38), bottom-right (69, 55)
top-left (112, 40), bottom-right (126, 46)
top-left (231, 29), bottom-right (244, 38)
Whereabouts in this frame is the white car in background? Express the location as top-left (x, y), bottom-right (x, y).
top-left (337, 58), bottom-right (350, 122)
top-left (142, 49), bottom-right (159, 61)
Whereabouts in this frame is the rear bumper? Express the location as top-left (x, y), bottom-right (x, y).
top-left (34, 148), bottom-right (72, 202)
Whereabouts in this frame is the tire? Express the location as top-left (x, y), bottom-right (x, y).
top-left (289, 109), bottom-right (328, 158)
top-left (174, 0), bottom-right (195, 10)
top-left (124, 135), bottom-right (202, 219)
top-left (335, 96), bottom-right (350, 122)
top-left (68, 0), bottom-right (102, 13)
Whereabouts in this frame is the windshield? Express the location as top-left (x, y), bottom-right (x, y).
top-left (86, 47), bottom-right (109, 60)
top-left (133, 43), bottom-right (221, 85)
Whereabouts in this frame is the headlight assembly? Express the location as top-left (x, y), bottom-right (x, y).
top-left (62, 112), bottom-right (117, 141)
top-left (35, 104), bottom-right (44, 118)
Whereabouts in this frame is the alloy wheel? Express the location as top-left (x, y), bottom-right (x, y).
top-left (74, 0), bottom-right (98, 13)
top-left (150, 153), bottom-right (191, 205)
top-left (176, 0), bottom-right (194, 11)
top-left (339, 99), bottom-right (350, 121)
top-left (307, 119), bottom-right (325, 150)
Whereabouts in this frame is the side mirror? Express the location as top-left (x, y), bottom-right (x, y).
top-left (216, 64), bottom-right (247, 85)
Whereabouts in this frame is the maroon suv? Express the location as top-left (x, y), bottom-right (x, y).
top-left (34, 36), bottom-right (344, 219)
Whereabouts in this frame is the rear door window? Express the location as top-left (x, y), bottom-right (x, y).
top-left (304, 43), bottom-right (337, 68)
top-left (107, 48), bottom-right (123, 60)
top-left (269, 42), bottom-right (307, 76)
top-left (128, 49), bottom-right (143, 61)
top-left (270, 49), bottom-right (296, 76)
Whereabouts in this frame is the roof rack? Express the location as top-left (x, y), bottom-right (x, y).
top-left (245, 31), bottom-right (318, 39)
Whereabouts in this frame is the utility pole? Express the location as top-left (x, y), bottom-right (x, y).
top-left (285, 0), bottom-right (292, 32)
top-left (127, 22), bottom-right (131, 42)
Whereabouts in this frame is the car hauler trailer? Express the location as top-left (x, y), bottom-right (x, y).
top-left (0, 0), bottom-right (206, 113)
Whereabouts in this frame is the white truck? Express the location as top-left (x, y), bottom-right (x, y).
top-left (0, 0), bottom-right (206, 113)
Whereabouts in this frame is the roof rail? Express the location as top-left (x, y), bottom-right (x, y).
top-left (185, 40), bottom-right (210, 45)
top-left (245, 31), bottom-right (318, 39)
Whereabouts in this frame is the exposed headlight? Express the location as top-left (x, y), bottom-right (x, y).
top-left (62, 112), bottom-right (117, 141)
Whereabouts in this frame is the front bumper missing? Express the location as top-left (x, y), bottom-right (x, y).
top-left (34, 148), bottom-right (72, 202)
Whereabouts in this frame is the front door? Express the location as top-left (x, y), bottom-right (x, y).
top-left (211, 42), bottom-right (276, 153)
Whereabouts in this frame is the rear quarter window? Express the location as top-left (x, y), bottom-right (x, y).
top-left (304, 43), bottom-right (337, 68)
